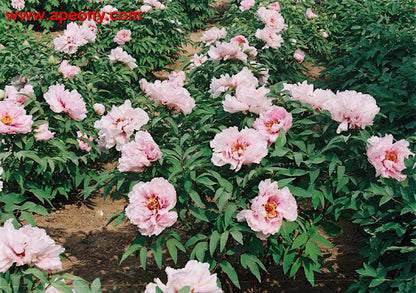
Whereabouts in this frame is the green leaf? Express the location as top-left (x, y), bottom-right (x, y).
top-left (91, 278), bottom-right (102, 293)
top-left (120, 244), bottom-right (141, 264)
top-left (220, 231), bottom-right (229, 252)
top-left (220, 261), bottom-right (240, 289)
top-left (230, 231), bottom-right (243, 245)
top-left (167, 239), bottom-right (178, 263)
top-left (178, 286), bottom-right (191, 293)
top-left (140, 247), bottom-right (148, 269)
top-left (209, 231), bottom-right (220, 256)
top-left (283, 250), bottom-right (296, 274)
top-left (291, 233), bottom-right (308, 249)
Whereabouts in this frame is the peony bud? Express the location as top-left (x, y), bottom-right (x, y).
top-left (93, 103), bottom-right (105, 115)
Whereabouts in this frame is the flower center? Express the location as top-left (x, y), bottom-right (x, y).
top-left (266, 120), bottom-right (280, 131)
top-left (146, 197), bottom-right (160, 211)
top-left (232, 140), bottom-right (247, 155)
top-left (263, 202), bottom-right (278, 218)
top-left (385, 151), bottom-right (397, 163)
top-left (1, 114), bottom-right (14, 125)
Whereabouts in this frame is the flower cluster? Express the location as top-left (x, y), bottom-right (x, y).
top-left (4, 84), bottom-right (34, 105)
top-left (200, 27), bottom-right (227, 46)
top-left (53, 21), bottom-right (97, 54)
top-left (0, 219), bottom-right (64, 272)
top-left (255, 6), bottom-right (286, 49)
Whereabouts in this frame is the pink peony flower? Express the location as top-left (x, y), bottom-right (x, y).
top-left (118, 131), bottom-right (162, 172)
top-left (239, 0), bottom-right (255, 11)
top-left (209, 67), bottom-right (259, 98)
top-left (144, 0), bottom-right (165, 9)
top-left (210, 127), bottom-right (268, 172)
top-left (125, 177), bottom-right (177, 236)
top-left (144, 260), bottom-right (222, 293)
top-left (321, 30), bottom-right (329, 38)
top-left (0, 219), bottom-right (64, 272)
top-left (4, 84), bottom-right (34, 105)
top-left (77, 131), bottom-right (93, 152)
top-left (0, 101), bottom-right (33, 134)
top-left (114, 29), bottom-right (131, 45)
top-left (237, 179), bottom-right (298, 239)
top-left (100, 5), bottom-right (118, 25)
top-left (253, 106), bottom-right (292, 144)
top-left (11, 0), bottom-right (25, 11)
top-left (223, 85), bottom-right (271, 114)
top-left (34, 123), bottom-right (55, 141)
top-left (108, 47), bottom-right (137, 70)
top-left (367, 134), bottom-right (414, 181)
top-left (94, 100), bottom-right (149, 150)
top-left (44, 84), bottom-right (87, 121)
top-left (283, 81), bottom-right (336, 110)
top-left (58, 60), bottom-right (80, 78)
top-left (257, 7), bottom-right (286, 32)
top-left (140, 5), bottom-right (152, 12)
top-left (190, 54), bottom-right (207, 69)
top-left (200, 27), bottom-right (227, 46)
top-left (93, 103), bottom-right (105, 115)
top-left (53, 22), bottom-right (89, 55)
top-left (140, 78), bottom-right (195, 115)
top-left (80, 20), bottom-right (97, 43)
top-left (306, 8), bottom-right (318, 19)
top-left (230, 35), bottom-right (257, 58)
top-left (255, 27), bottom-right (284, 49)
top-left (208, 41), bottom-right (248, 63)
top-left (167, 71), bottom-right (186, 88)
top-left (322, 90), bottom-right (380, 134)
top-left (268, 2), bottom-right (281, 11)
top-left (293, 49), bottom-right (305, 63)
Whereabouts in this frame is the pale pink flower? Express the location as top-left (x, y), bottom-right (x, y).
top-left (94, 100), bottom-right (149, 150)
top-left (53, 22), bottom-right (88, 55)
top-left (144, 0), bottom-right (165, 9)
top-left (283, 82), bottom-right (336, 110)
top-left (367, 134), bottom-right (414, 181)
top-left (253, 106), bottom-right (292, 144)
top-left (114, 29), bottom-right (131, 45)
top-left (11, 0), bottom-right (25, 11)
top-left (306, 8), bottom-right (318, 19)
top-left (100, 5), bottom-right (118, 25)
top-left (108, 47), bottom-right (137, 70)
top-left (257, 7), bottom-right (286, 32)
top-left (255, 27), bottom-right (284, 49)
top-left (223, 85), bottom-right (271, 114)
top-left (44, 84), bottom-right (87, 121)
top-left (4, 84), bottom-right (34, 105)
top-left (167, 71), bottom-right (186, 88)
top-left (293, 49), bottom-right (305, 63)
top-left (208, 41), bottom-right (248, 63)
top-left (268, 2), bottom-right (281, 11)
top-left (321, 30), bottom-right (329, 38)
top-left (230, 35), bottom-right (257, 58)
top-left (259, 68), bottom-right (270, 85)
top-left (140, 5), bottom-right (152, 12)
top-left (34, 123), bottom-right (55, 141)
top-left (239, 0), bottom-right (255, 11)
top-left (80, 20), bottom-right (97, 43)
top-left (125, 177), bottom-right (177, 236)
top-left (322, 90), bottom-right (380, 134)
top-left (200, 27), bottom-right (227, 46)
top-left (190, 54), bottom-right (207, 69)
top-left (308, 89), bottom-right (336, 110)
top-left (210, 127), bottom-right (268, 172)
top-left (0, 219), bottom-right (64, 272)
top-left (140, 78), bottom-right (195, 115)
top-left (237, 179), bottom-right (298, 239)
top-left (93, 103), bottom-right (105, 115)
top-left (0, 101), bottom-right (33, 134)
top-left (118, 131), bottom-right (162, 172)
top-left (58, 60), bottom-right (80, 78)
top-left (145, 260), bottom-right (222, 293)
top-left (77, 131), bottom-right (93, 152)
top-left (209, 67), bottom-right (258, 98)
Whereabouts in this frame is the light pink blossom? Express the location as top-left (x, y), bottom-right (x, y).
top-left (253, 106), bottom-right (292, 144)
top-left (100, 5), bottom-right (118, 25)
top-left (367, 134), bottom-right (414, 181)
top-left (144, 0), bottom-right (165, 9)
top-left (223, 85), bottom-right (271, 114)
top-left (208, 41), bottom-right (248, 63)
top-left (118, 131), bottom-right (162, 172)
top-left (4, 84), bottom-right (33, 105)
top-left (140, 5), bottom-right (152, 12)
top-left (210, 127), bottom-right (268, 172)
top-left (108, 47), bottom-right (137, 70)
top-left (257, 7), bottom-right (286, 32)
top-left (239, 0), bottom-right (255, 11)
top-left (322, 90), bottom-right (380, 134)
top-left (93, 103), bottom-right (105, 115)
top-left (77, 131), bottom-right (93, 152)
top-left (230, 35), bottom-right (257, 58)
top-left (114, 29), bottom-right (131, 45)
top-left (94, 100), bottom-right (149, 150)
top-left (283, 81), bottom-right (336, 110)
top-left (293, 49), bottom-right (305, 63)
top-left (34, 123), bottom-right (55, 141)
top-left (190, 54), bottom-right (207, 69)
top-left (58, 60), bottom-right (80, 78)
top-left (0, 219), bottom-right (64, 272)
top-left (321, 30), bottom-right (329, 38)
top-left (306, 8), bottom-right (318, 19)
top-left (125, 177), bottom-right (177, 236)
top-left (209, 67), bottom-right (259, 98)
top-left (237, 179), bottom-right (298, 239)
top-left (255, 27), bottom-right (284, 49)
top-left (167, 71), bottom-right (186, 88)
top-left (200, 27), bottom-right (227, 46)
top-left (268, 2), bottom-right (281, 11)
top-left (145, 260), bottom-right (222, 293)
top-left (80, 20), bottom-right (97, 43)
top-left (43, 84), bottom-right (87, 121)
top-left (53, 22), bottom-right (89, 55)
top-left (0, 101), bottom-right (33, 134)
top-left (11, 0), bottom-right (25, 11)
